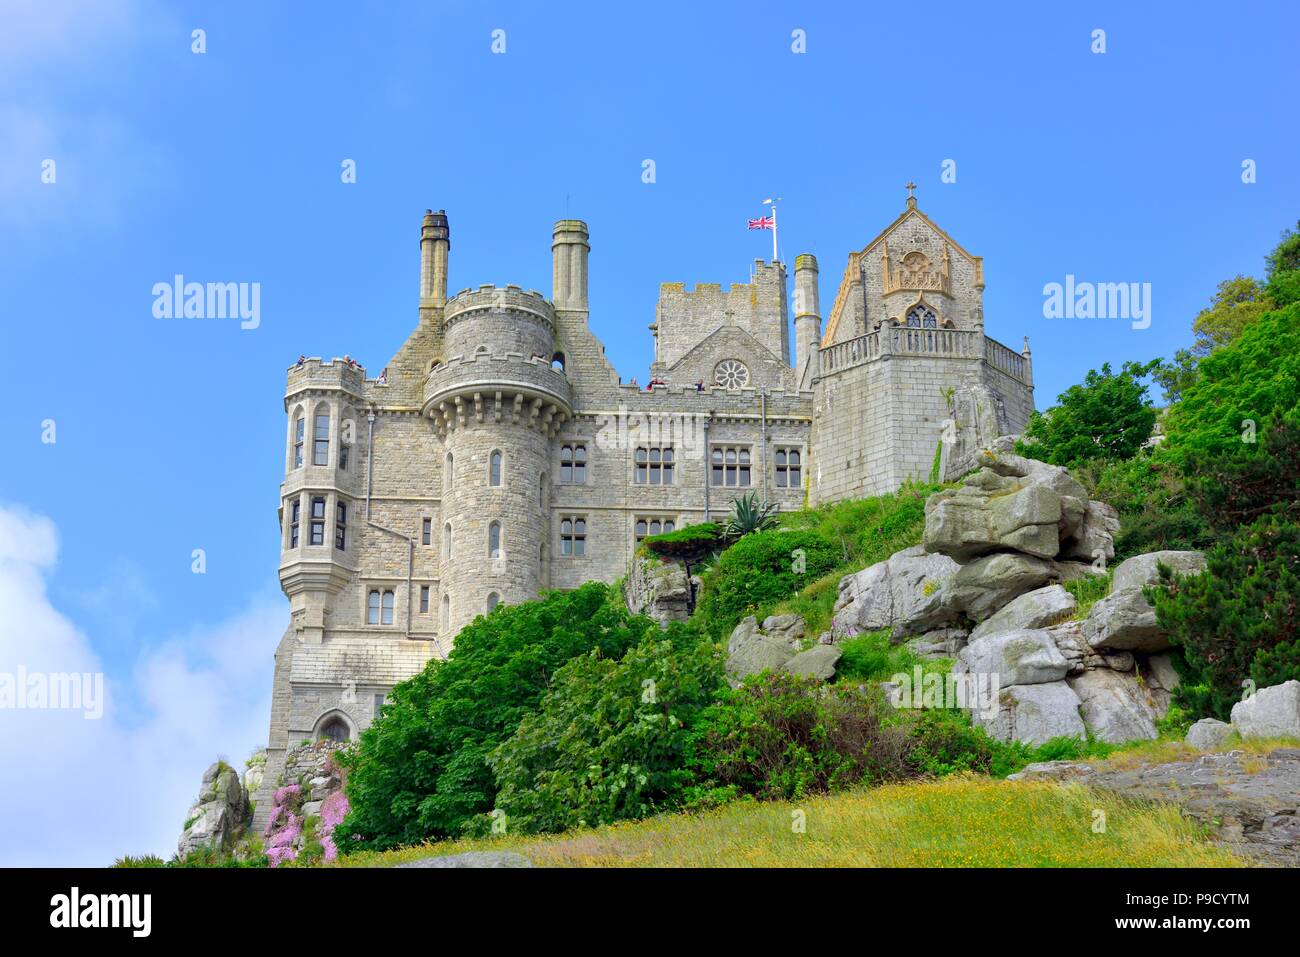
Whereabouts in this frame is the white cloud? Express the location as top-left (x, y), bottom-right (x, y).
top-left (0, 504), bottom-right (284, 866)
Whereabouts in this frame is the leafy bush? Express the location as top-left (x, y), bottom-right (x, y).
top-left (693, 529), bottom-right (840, 638)
top-left (334, 583), bottom-right (657, 851)
top-left (685, 672), bottom-right (912, 802)
top-left (641, 521), bottom-right (722, 560)
top-left (486, 626), bottom-right (726, 834)
top-left (1080, 455), bottom-right (1210, 560)
top-left (1017, 359), bottom-right (1160, 468)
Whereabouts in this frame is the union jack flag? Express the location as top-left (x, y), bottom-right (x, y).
top-left (747, 215), bottom-right (774, 230)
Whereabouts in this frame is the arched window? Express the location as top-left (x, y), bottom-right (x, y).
top-left (906, 305), bottom-right (937, 328)
top-left (445, 452), bottom-right (454, 490)
top-left (443, 522), bottom-right (453, 560)
top-left (486, 592), bottom-right (500, 613)
top-left (292, 412), bottom-right (305, 468)
top-left (552, 353), bottom-right (565, 372)
top-left (488, 521), bottom-right (502, 558)
top-left (489, 450), bottom-right (503, 487)
top-left (441, 593), bottom-right (450, 630)
top-left (319, 717), bottom-right (350, 743)
top-left (381, 590), bottom-right (395, 625)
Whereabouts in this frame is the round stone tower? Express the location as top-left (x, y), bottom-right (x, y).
top-left (423, 284), bottom-right (571, 634)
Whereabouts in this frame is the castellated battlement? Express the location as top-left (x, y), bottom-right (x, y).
top-left (284, 357), bottom-right (366, 402)
top-left (423, 350), bottom-right (572, 427)
top-left (443, 284), bottom-right (558, 362)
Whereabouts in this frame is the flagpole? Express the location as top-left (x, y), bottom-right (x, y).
top-left (771, 202), bottom-right (778, 263)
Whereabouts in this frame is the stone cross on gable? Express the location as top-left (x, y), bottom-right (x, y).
top-left (905, 180), bottom-right (917, 199)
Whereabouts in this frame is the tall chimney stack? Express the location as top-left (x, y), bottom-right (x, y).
top-left (794, 253), bottom-right (822, 381)
top-left (420, 209), bottom-right (450, 306)
top-left (551, 220), bottom-right (590, 312)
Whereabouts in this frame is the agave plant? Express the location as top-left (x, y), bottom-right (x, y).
top-left (725, 491), bottom-right (778, 539)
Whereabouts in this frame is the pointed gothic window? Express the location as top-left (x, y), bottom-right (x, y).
top-left (489, 450), bottom-right (503, 487)
top-left (906, 306), bottom-right (937, 328)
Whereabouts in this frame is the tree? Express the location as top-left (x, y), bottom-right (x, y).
top-left (487, 627), bottom-right (725, 834)
top-left (1016, 359), bottom-right (1160, 468)
top-left (1264, 220), bottom-right (1300, 307)
top-left (333, 583), bottom-right (657, 851)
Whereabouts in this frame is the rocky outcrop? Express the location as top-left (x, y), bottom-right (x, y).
top-left (1231, 680), bottom-right (1300, 740)
top-left (906, 627), bottom-right (968, 660)
top-left (177, 761), bottom-right (251, 858)
top-left (973, 682), bottom-right (1086, 746)
top-left (624, 553), bottom-right (692, 625)
top-left (831, 546), bottom-right (959, 639)
top-left (1066, 668), bottom-right (1158, 743)
top-left (969, 584), bottom-right (1076, 641)
top-left (784, 644), bottom-right (843, 681)
top-left (1009, 748), bottom-right (1300, 866)
top-left (1082, 550), bottom-right (1206, 652)
top-left (726, 614), bottom-right (841, 684)
top-left (956, 629), bottom-right (1070, 687)
top-left (946, 553), bottom-right (1056, 621)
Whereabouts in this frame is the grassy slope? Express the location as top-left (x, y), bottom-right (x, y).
top-left (336, 775), bottom-right (1238, 868)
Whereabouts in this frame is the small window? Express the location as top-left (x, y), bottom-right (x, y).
top-left (310, 496), bottom-right (327, 545)
top-left (441, 593), bottom-right (450, 629)
top-left (489, 450), bottom-right (503, 487)
top-left (373, 694), bottom-right (386, 716)
top-left (292, 414), bottom-right (305, 468)
top-left (559, 444), bottom-right (586, 484)
top-left (635, 517), bottom-right (675, 542)
top-left (551, 352), bottom-right (565, 372)
top-left (775, 448), bottom-right (802, 489)
top-left (445, 452), bottom-right (454, 490)
top-left (443, 523), bottom-right (453, 560)
top-left (711, 446), bottom-right (752, 487)
top-left (367, 589), bottom-right (381, 625)
top-left (420, 585), bottom-right (430, 614)
top-left (906, 305), bottom-right (938, 328)
top-left (381, 590), bottom-right (395, 625)
top-left (335, 501), bottom-right (348, 550)
top-left (486, 592), bottom-right (500, 613)
top-left (313, 410), bottom-right (330, 466)
top-left (488, 521), bottom-right (502, 559)
top-left (339, 442), bottom-right (349, 472)
top-left (319, 717), bottom-right (350, 743)
top-left (422, 518), bottom-right (432, 546)
top-left (560, 516), bottom-right (587, 557)
top-left (635, 446), bottom-right (674, 485)
top-left (289, 499), bottom-right (300, 548)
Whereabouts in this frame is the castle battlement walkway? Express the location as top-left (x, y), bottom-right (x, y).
top-left (819, 328), bottom-right (1031, 385)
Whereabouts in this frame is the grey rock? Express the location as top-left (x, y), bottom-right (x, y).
top-left (762, 613), bottom-right (806, 643)
top-left (906, 627), bottom-right (968, 659)
top-left (1103, 651), bottom-right (1135, 672)
top-left (782, 644), bottom-right (843, 681)
top-left (178, 761), bottom-right (251, 858)
top-left (969, 584), bottom-right (1077, 641)
top-left (1113, 549), bottom-right (1208, 592)
top-left (725, 616), bottom-right (796, 685)
top-left (1082, 587), bottom-right (1167, 652)
top-left (397, 851), bottom-right (533, 868)
top-left (1060, 500), bottom-right (1120, 564)
top-left (831, 545), bottom-right (960, 639)
top-left (973, 681), bottom-right (1086, 745)
top-left (956, 629), bottom-right (1071, 687)
top-left (1147, 652), bottom-right (1181, 692)
top-left (1231, 680), bottom-right (1300, 740)
top-left (1186, 718), bottom-right (1234, 750)
top-left (1006, 761), bottom-right (1097, 782)
top-left (947, 552), bottom-right (1055, 621)
top-left (624, 554), bottom-right (692, 625)
top-left (1067, 669), bottom-right (1159, 744)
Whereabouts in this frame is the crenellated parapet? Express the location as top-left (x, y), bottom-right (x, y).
top-left (423, 352), bottom-right (571, 438)
top-left (284, 357), bottom-right (366, 407)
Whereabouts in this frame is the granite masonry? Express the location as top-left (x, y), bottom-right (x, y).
top-left (251, 193), bottom-right (1036, 826)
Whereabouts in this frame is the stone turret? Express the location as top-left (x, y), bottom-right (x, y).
top-left (423, 285), bottom-right (571, 633)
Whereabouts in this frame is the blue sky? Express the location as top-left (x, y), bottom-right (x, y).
top-left (0, 0), bottom-right (1296, 864)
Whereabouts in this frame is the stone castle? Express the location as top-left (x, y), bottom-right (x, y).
top-left (252, 190), bottom-right (1036, 824)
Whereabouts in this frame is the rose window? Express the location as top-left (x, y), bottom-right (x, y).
top-left (714, 359), bottom-right (750, 390)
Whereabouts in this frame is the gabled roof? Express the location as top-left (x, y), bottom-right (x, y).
top-left (823, 202), bottom-right (982, 344)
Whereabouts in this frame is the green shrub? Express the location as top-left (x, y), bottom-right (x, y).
top-left (486, 626), bottom-right (726, 835)
top-left (694, 529), bottom-right (839, 638)
top-left (1078, 455), bottom-right (1210, 560)
top-left (685, 672), bottom-right (911, 802)
top-left (642, 521), bottom-right (722, 560)
top-left (334, 583), bottom-right (658, 851)
top-left (1061, 569), bottom-right (1112, 618)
